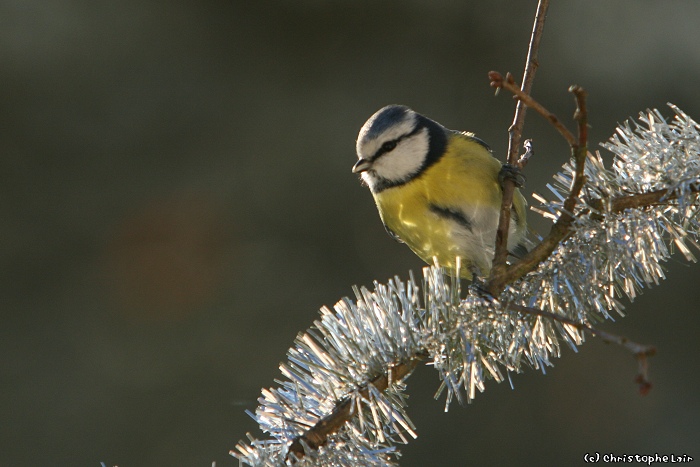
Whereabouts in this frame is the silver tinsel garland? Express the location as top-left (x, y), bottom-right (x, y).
top-left (234, 105), bottom-right (700, 466)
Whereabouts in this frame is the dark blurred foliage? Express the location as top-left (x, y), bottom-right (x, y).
top-left (1, 1), bottom-right (699, 466)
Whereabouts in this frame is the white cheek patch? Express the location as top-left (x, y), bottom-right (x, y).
top-left (372, 128), bottom-right (429, 182)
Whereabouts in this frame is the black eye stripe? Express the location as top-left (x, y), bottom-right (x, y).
top-left (372, 124), bottom-right (423, 160)
top-left (381, 141), bottom-right (397, 152)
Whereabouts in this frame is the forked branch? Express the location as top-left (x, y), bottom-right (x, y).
top-left (486, 76), bottom-right (590, 296)
top-left (486, 75), bottom-right (700, 290)
top-left (490, 0), bottom-right (550, 280)
top-left (486, 73), bottom-right (662, 396)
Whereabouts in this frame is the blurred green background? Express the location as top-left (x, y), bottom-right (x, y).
top-left (2, 1), bottom-right (699, 466)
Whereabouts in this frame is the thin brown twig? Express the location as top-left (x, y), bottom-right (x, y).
top-left (505, 303), bottom-right (656, 395)
top-left (562, 85), bottom-right (589, 218)
top-left (486, 81), bottom-right (590, 295)
top-left (286, 353), bottom-right (426, 462)
top-left (590, 188), bottom-right (683, 213)
top-left (490, 0), bottom-right (550, 283)
top-left (506, 0), bottom-right (550, 165)
top-left (587, 187), bottom-right (700, 225)
top-left (489, 71), bottom-right (577, 147)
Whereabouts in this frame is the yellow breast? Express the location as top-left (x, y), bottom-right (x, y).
top-left (372, 134), bottom-right (525, 278)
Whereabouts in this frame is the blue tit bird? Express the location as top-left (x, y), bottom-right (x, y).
top-left (352, 105), bottom-right (528, 280)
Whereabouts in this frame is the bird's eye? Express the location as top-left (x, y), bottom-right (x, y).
top-left (381, 141), bottom-right (397, 152)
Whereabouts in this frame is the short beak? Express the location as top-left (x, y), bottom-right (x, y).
top-left (352, 158), bottom-right (372, 173)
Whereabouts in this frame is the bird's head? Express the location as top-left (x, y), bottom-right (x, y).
top-left (353, 105), bottom-right (447, 193)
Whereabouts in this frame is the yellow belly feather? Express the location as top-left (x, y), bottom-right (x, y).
top-left (373, 134), bottom-right (526, 278)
